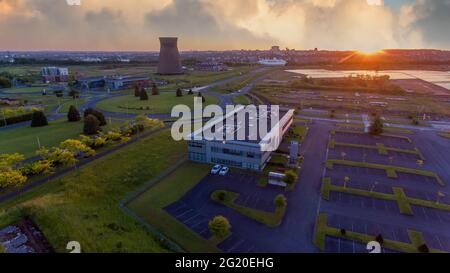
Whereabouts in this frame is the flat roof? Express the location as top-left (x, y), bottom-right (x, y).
top-left (189, 106), bottom-right (294, 145)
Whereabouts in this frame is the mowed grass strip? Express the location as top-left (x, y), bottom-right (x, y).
top-left (127, 162), bottom-right (218, 253)
top-left (331, 129), bottom-right (412, 142)
top-left (314, 214), bottom-right (446, 253)
top-left (211, 190), bottom-right (286, 228)
top-left (0, 129), bottom-right (187, 253)
top-left (322, 177), bottom-right (450, 214)
top-left (96, 92), bottom-right (219, 115)
top-left (328, 139), bottom-right (423, 159)
top-left (326, 159), bottom-right (445, 186)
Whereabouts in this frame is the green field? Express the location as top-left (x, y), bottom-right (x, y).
top-left (127, 161), bottom-right (218, 253)
top-left (0, 129), bottom-right (187, 253)
top-left (96, 92), bottom-right (219, 114)
top-left (2, 87), bottom-right (45, 94)
top-left (58, 98), bottom-right (87, 113)
top-left (0, 119), bottom-right (84, 157)
top-left (232, 95), bottom-right (251, 105)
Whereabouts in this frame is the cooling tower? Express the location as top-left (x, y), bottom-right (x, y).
top-left (157, 37), bottom-right (183, 75)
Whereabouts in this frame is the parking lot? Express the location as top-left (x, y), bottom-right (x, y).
top-left (320, 126), bottom-right (450, 252)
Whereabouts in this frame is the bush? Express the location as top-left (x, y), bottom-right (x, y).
top-left (151, 82), bottom-right (160, 95)
top-left (198, 92), bottom-right (206, 103)
top-left (67, 105), bottom-right (81, 122)
top-left (216, 190), bottom-right (227, 201)
top-left (134, 85), bottom-right (141, 97)
top-left (274, 194), bottom-right (287, 207)
top-left (208, 216), bottom-right (231, 239)
top-left (31, 111), bottom-right (48, 127)
top-left (140, 88), bottom-right (149, 100)
top-left (369, 116), bottom-right (384, 135)
top-left (84, 108), bottom-right (107, 126)
top-left (284, 170), bottom-right (298, 185)
top-left (84, 114), bottom-right (100, 135)
top-left (375, 234), bottom-right (384, 245)
top-left (340, 229), bottom-right (347, 236)
top-left (69, 89), bottom-right (79, 98)
top-left (0, 113), bottom-right (34, 127)
top-left (418, 244), bottom-right (430, 253)
top-left (176, 88), bottom-right (183, 97)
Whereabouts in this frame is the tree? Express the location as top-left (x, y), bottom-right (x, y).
top-left (198, 91), bottom-right (206, 103)
top-left (140, 88), bottom-right (149, 100)
top-left (340, 229), bottom-right (347, 236)
top-left (284, 170), bottom-right (298, 185)
top-left (375, 234), bottom-right (384, 245)
top-left (176, 88), bottom-right (183, 97)
top-left (369, 115), bottom-right (384, 135)
top-left (67, 105), bottom-right (81, 122)
top-left (84, 108), bottom-right (106, 126)
top-left (151, 82), bottom-right (160, 95)
top-left (188, 89), bottom-right (194, 95)
top-left (274, 194), bottom-right (287, 207)
top-left (31, 111), bottom-right (48, 127)
top-left (208, 216), bottom-right (231, 239)
top-left (329, 109), bottom-right (336, 118)
top-left (418, 244), bottom-right (430, 253)
top-left (84, 114), bottom-right (100, 135)
top-left (134, 84), bottom-right (141, 97)
top-left (68, 88), bottom-right (79, 99)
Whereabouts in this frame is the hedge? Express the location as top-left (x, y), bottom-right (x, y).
top-left (0, 112), bottom-right (34, 127)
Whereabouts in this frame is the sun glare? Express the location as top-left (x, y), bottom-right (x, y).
top-left (366, 0), bottom-right (383, 6)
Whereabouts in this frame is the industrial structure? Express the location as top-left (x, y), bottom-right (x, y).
top-left (157, 37), bottom-right (183, 75)
top-left (187, 107), bottom-right (295, 171)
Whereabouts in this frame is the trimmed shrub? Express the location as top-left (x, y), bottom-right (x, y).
top-left (284, 170), bottom-right (298, 185)
top-left (0, 113), bottom-right (34, 127)
top-left (31, 111), bottom-right (48, 127)
top-left (84, 114), bottom-right (100, 135)
top-left (67, 105), bottom-right (81, 122)
top-left (84, 108), bottom-right (106, 126)
top-left (375, 234), bottom-right (384, 245)
top-left (340, 229), bottom-right (347, 236)
top-left (176, 88), bottom-right (183, 97)
top-left (418, 244), bottom-right (430, 253)
top-left (369, 116), bottom-right (384, 135)
top-left (140, 88), bottom-right (149, 100)
top-left (151, 82), bottom-right (160, 95)
top-left (274, 194), bottom-right (287, 207)
top-left (208, 215), bottom-right (231, 239)
top-left (134, 85), bottom-right (141, 97)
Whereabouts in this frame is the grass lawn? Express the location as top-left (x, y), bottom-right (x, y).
top-left (314, 214), bottom-right (445, 253)
top-left (232, 95), bottom-right (251, 105)
top-left (96, 92), bottom-right (219, 115)
top-left (0, 129), bottom-right (187, 253)
top-left (2, 87), bottom-right (44, 94)
top-left (0, 119), bottom-right (84, 157)
top-left (439, 132), bottom-right (450, 139)
top-left (326, 159), bottom-right (445, 186)
top-left (211, 190), bottom-right (285, 228)
top-left (127, 162), bottom-right (218, 253)
top-left (59, 98), bottom-right (87, 113)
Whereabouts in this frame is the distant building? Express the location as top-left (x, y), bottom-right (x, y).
top-left (195, 61), bottom-right (229, 72)
top-left (157, 37), bottom-right (183, 75)
top-left (41, 67), bottom-right (69, 83)
top-left (258, 58), bottom-right (287, 66)
top-left (105, 76), bottom-right (150, 90)
top-left (76, 75), bottom-right (149, 91)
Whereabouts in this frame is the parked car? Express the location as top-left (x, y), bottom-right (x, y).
top-left (219, 166), bottom-right (229, 176)
top-left (211, 164), bottom-right (222, 175)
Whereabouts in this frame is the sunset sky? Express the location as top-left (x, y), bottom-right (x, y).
top-left (0, 0), bottom-right (449, 51)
